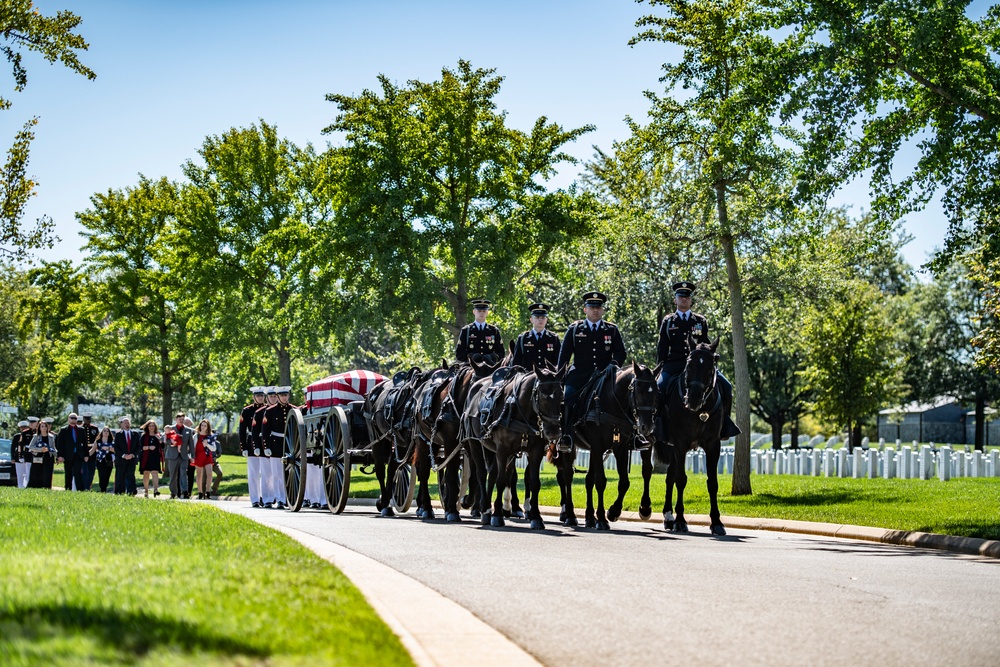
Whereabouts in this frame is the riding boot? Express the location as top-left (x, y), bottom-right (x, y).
top-left (721, 417), bottom-right (741, 439)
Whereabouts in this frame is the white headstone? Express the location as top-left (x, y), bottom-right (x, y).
top-left (838, 449), bottom-right (850, 478)
top-left (823, 450), bottom-right (835, 477)
top-left (868, 450), bottom-right (879, 478)
top-left (989, 450), bottom-right (1000, 478)
top-left (938, 447), bottom-right (951, 481)
top-left (900, 446), bottom-right (912, 479)
top-left (919, 445), bottom-right (933, 480)
top-left (852, 451), bottom-right (864, 478)
top-left (883, 448), bottom-right (895, 479)
top-left (972, 451), bottom-right (984, 477)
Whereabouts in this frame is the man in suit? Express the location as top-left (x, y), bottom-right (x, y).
top-left (55, 412), bottom-right (86, 491)
top-left (556, 291), bottom-right (628, 450)
top-left (113, 416), bottom-right (141, 495)
top-left (455, 298), bottom-right (504, 363)
top-left (165, 412), bottom-right (194, 499)
top-left (511, 302), bottom-right (561, 370)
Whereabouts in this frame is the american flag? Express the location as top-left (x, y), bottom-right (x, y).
top-left (304, 370), bottom-right (388, 413)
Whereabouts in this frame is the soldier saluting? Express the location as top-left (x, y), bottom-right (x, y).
top-left (655, 281), bottom-right (739, 438)
top-left (455, 298), bottom-right (504, 363)
top-left (511, 302), bottom-right (560, 370)
top-left (556, 291), bottom-right (628, 449)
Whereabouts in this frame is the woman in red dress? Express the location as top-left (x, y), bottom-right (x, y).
top-left (139, 419), bottom-right (164, 497)
top-left (193, 419), bottom-right (216, 499)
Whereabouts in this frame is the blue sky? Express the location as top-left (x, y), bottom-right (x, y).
top-left (9, 0), bottom-right (982, 272)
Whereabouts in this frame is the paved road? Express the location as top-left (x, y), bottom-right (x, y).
top-left (220, 502), bottom-right (1000, 667)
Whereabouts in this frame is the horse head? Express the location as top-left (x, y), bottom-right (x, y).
top-left (471, 354), bottom-right (502, 378)
top-left (628, 360), bottom-right (659, 439)
top-left (682, 338), bottom-right (719, 413)
top-left (532, 364), bottom-right (566, 443)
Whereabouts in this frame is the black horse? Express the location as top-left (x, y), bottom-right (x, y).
top-left (362, 367), bottom-right (430, 517)
top-left (654, 339), bottom-right (728, 536)
top-left (412, 357), bottom-right (499, 521)
top-left (467, 364), bottom-right (565, 529)
top-left (562, 361), bottom-right (660, 530)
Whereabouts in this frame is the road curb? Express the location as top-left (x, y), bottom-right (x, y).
top-left (212, 494), bottom-right (1000, 560)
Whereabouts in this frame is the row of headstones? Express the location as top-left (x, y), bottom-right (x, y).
top-left (681, 446), bottom-right (1000, 480)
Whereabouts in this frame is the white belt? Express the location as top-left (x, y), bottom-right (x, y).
top-left (270, 431), bottom-right (284, 438)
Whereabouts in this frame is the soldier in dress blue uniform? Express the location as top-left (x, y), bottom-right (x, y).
top-left (656, 281), bottom-right (739, 438)
top-left (455, 298), bottom-right (504, 363)
top-left (510, 302), bottom-right (561, 370)
top-left (11, 420), bottom-right (30, 488)
top-left (240, 387), bottom-right (267, 508)
top-left (556, 291), bottom-right (628, 448)
top-left (80, 413), bottom-right (99, 490)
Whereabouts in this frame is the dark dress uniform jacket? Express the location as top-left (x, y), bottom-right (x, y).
top-left (238, 403), bottom-right (261, 453)
top-left (657, 311), bottom-right (710, 374)
top-left (251, 406), bottom-right (268, 455)
top-left (511, 329), bottom-right (561, 370)
top-left (557, 319), bottom-right (627, 387)
top-left (262, 403), bottom-right (297, 456)
top-left (455, 323), bottom-right (504, 362)
top-left (11, 430), bottom-right (28, 462)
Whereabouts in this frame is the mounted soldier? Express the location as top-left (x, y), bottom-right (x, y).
top-left (510, 302), bottom-right (560, 370)
top-left (556, 291), bottom-right (627, 450)
top-left (655, 281), bottom-right (740, 439)
top-left (455, 298), bottom-right (504, 363)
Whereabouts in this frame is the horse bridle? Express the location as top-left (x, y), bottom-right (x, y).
top-left (530, 375), bottom-right (563, 441)
top-left (681, 352), bottom-right (718, 415)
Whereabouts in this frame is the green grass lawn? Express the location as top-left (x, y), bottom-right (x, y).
top-left (211, 455), bottom-right (1000, 540)
top-left (0, 488), bottom-right (414, 667)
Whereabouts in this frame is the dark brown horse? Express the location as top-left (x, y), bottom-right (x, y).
top-left (362, 367), bottom-right (430, 517)
top-left (465, 364), bottom-right (565, 529)
top-left (561, 361), bottom-right (660, 530)
top-left (655, 339), bottom-right (727, 536)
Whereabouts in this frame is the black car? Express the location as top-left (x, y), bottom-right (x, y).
top-left (0, 438), bottom-right (16, 486)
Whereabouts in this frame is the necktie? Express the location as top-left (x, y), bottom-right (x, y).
top-left (72, 428), bottom-right (77, 443)
top-left (126, 431), bottom-right (130, 448)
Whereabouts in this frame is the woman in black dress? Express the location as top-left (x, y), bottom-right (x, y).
top-left (89, 426), bottom-right (115, 493)
top-left (26, 420), bottom-right (57, 488)
top-left (139, 420), bottom-right (164, 497)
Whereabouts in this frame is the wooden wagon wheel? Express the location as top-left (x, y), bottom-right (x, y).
top-left (282, 408), bottom-right (307, 512)
top-left (435, 448), bottom-right (471, 518)
top-left (324, 405), bottom-right (352, 514)
top-left (390, 460), bottom-right (415, 512)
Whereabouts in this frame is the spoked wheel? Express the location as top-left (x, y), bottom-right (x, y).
top-left (283, 408), bottom-right (307, 512)
top-left (435, 448), bottom-right (470, 514)
top-left (390, 462), bottom-right (415, 512)
top-left (324, 406), bottom-right (352, 514)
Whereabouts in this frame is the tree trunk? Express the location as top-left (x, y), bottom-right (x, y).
top-left (161, 342), bottom-right (173, 425)
top-left (790, 418), bottom-right (799, 450)
top-left (975, 393), bottom-right (986, 451)
top-left (770, 417), bottom-right (783, 451)
top-left (852, 422), bottom-right (863, 452)
top-left (717, 184), bottom-right (752, 496)
top-left (278, 333), bottom-right (291, 387)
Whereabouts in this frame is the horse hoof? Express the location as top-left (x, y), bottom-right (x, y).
top-left (585, 516), bottom-right (597, 529)
top-left (639, 505), bottom-right (652, 521)
top-left (607, 506), bottom-right (621, 522)
top-left (446, 512), bottom-right (461, 523)
top-left (422, 509), bottom-right (436, 521)
top-left (503, 508), bottom-right (511, 518)
top-left (415, 507), bottom-right (426, 519)
top-left (481, 511), bottom-right (492, 526)
top-left (597, 519), bottom-right (611, 531)
top-left (663, 519), bottom-right (674, 530)
top-left (380, 507), bottom-right (395, 518)
top-left (529, 519), bottom-right (544, 530)
top-left (490, 514), bottom-right (505, 528)
top-left (460, 495), bottom-right (473, 510)
top-left (563, 515), bottom-right (579, 528)
top-left (375, 498), bottom-right (384, 511)
top-left (673, 520), bottom-right (689, 533)
top-left (512, 509), bottom-right (525, 519)
top-left (470, 508), bottom-right (482, 519)
top-left (711, 524), bottom-right (727, 536)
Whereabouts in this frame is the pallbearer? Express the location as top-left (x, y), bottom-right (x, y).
top-left (455, 298), bottom-right (504, 362)
top-left (81, 413), bottom-right (99, 490)
top-left (11, 420), bottom-right (30, 488)
top-left (250, 390), bottom-right (270, 508)
top-left (240, 386), bottom-right (266, 508)
top-left (261, 386), bottom-right (295, 509)
top-left (511, 302), bottom-right (561, 370)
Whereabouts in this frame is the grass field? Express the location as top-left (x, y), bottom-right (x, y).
top-left (0, 488), bottom-right (414, 667)
top-left (209, 455), bottom-right (1000, 541)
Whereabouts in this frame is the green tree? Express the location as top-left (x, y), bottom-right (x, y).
top-left (629, 0), bottom-right (807, 493)
top-left (180, 121), bottom-right (332, 388)
top-left (801, 281), bottom-right (905, 451)
top-left (0, 1), bottom-right (95, 258)
top-left (78, 176), bottom-right (208, 423)
top-left (0, 264), bottom-right (27, 393)
top-left (322, 60), bottom-right (595, 357)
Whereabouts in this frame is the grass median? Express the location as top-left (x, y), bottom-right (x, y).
top-left (0, 487), bottom-right (414, 667)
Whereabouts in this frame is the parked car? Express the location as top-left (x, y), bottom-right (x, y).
top-left (0, 438), bottom-right (15, 486)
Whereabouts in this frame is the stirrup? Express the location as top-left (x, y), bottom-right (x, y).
top-left (557, 435), bottom-right (573, 453)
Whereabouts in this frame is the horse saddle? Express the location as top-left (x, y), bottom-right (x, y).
top-left (577, 364), bottom-right (618, 426)
top-left (392, 370), bottom-right (409, 386)
top-left (420, 369), bottom-right (450, 419)
top-left (478, 368), bottom-right (522, 428)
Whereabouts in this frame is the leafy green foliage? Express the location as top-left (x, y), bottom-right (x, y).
top-left (0, 0), bottom-right (95, 258)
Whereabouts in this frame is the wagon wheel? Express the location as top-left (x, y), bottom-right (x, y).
top-left (324, 406), bottom-right (352, 514)
top-left (390, 462), bottom-right (415, 512)
top-left (282, 408), bottom-right (307, 512)
top-left (435, 448), bottom-right (470, 514)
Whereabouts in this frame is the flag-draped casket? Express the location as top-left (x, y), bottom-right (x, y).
top-left (304, 370), bottom-right (388, 413)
